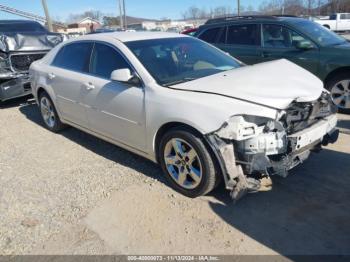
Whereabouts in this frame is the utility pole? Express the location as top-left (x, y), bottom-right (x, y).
top-left (237, 0), bottom-right (240, 16)
top-left (122, 0), bottom-right (127, 30)
top-left (41, 0), bottom-right (53, 32)
top-left (118, 0), bottom-right (123, 29)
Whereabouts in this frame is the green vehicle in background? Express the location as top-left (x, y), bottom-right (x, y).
top-left (195, 16), bottom-right (350, 113)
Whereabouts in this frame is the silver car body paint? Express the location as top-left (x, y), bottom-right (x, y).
top-left (30, 32), bottom-right (338, 198)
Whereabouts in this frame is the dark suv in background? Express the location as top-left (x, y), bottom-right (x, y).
top-left (195, 16), bottom-right (350, 113)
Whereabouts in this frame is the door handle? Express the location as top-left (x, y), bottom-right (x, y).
top-left (83, 82), bottom-right (95, 90)
top-left (47, 73), bottom-right (55, 80)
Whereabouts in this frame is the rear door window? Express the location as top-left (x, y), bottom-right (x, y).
top-left (226, 24), bottom-right (259, 46)
top-left (52, 42), bottom-right (93, 72)
top-left (198, 27), bottom-right (224, 43)
top-left (89, 43), bottom-right (132, 79)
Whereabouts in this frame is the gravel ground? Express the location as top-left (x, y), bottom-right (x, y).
top-left (0, 96), bottom-right (350, 255)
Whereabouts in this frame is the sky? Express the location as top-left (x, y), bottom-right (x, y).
top-left (0, 0), bottom-right (266, 22)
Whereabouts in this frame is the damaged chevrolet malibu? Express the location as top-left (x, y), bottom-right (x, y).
top-left (30, 32), bottom-right (339, 200)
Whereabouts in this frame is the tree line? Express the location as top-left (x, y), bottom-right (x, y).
top-left (65, 0), bottom-right (350, 27)
top-left (259, 0), bottom-right (350, 16)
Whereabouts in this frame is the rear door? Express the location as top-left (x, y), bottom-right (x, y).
top-left (48, 42), bottom-right (93, 127)
top-left (218, 23), bottom-right (260, 65)
top-left (257, 24), bottom-right (320, 75)
top-left (197, 26), bottom-right (226, 47)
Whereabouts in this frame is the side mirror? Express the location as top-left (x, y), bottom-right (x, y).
top-left (296, 40), bottom-right (314, 50)
top-left (111, 68), bottom-right (142, 86)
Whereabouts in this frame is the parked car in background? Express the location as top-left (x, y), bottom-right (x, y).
top-left (0, 20), bottom-right (63, 102)
top-left (195, 16), bottom-right (350, 113)
top-left (181, 28), bottom-right (197, 36)
top-left (314, 13), bottom-right (350, 31)
top-left (88, 28), bottom-right (116, 34)
top-left (166, 27), bottom-right (180, 33)
top-left (30, 32), bottom-right (338, 200)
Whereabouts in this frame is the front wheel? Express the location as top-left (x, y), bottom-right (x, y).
top-left (326, 73), bottom-right (350, 114)
top-left (159, 128), bottom-right (218, 197)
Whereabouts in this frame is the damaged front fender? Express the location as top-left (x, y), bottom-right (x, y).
top-left (206, 115), bottom-right (284, 200)
top-left (206, 109), bottom-right (338, 201)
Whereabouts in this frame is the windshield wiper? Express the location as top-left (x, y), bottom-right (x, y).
top-left (164, 77), bottom-right (196, 86)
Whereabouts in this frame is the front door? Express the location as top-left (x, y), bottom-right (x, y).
top-left (257, 24), bottom-right (320, 75)
top-left (82, 43), bottom-right (146, 151)
top-left (338, 14), bottom-right (350, 31)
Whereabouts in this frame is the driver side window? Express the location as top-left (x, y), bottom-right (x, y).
top-left (262, 24), bottom-right (311, 48)
top-left (90, 43), bottom-right (132, 79)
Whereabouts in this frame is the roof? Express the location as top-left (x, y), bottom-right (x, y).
top-left (75, 31), bottom-right (188, 42)
top-left (204, 15), bottom-right (302, 25)
top-left (78, 17), bottom-right (101, 25)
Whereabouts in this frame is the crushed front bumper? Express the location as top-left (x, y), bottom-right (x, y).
top-left (206, 113), bottom-right (338, 201)
top-left (270, 114), bottom-right (338, 177)
top-left (0, 74), bottom-right (31, 101)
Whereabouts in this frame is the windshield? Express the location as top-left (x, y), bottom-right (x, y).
top-left (125, 37), bottom-right (241, 86)
top-left (296, 20), bottom-right (346, 46)
top-left (0, 22), bottom-right (47, 33)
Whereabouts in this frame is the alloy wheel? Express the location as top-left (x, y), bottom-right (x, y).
top-left (330, 79), bottom-right (350, 109)
top-left (40, 96), bottom-right (56, 128)
top-left (163, 138), bottom-right (202, 190)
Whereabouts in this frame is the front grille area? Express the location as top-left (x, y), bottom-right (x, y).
top-left (10, 53), bottom-right (46, 71)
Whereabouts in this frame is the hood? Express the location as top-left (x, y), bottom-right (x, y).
top-left (171, 59), bottom-right (323, 110)
top-left (326, 41), bottom-right (350, 51)
top-left (0, 32), bottom-right (63, 53)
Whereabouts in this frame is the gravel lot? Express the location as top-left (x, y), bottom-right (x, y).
top-left (0, 96), bottom-right (350, 255)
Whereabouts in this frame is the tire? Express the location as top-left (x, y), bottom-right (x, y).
top-left (159, 127), bottom-right (217, 198)
top-left (326, 72), bottom-right (350, 114)
top-left (38, 91), bottom-right (66, 132)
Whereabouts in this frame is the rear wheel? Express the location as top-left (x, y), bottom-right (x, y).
top-left (326, 73), bottom-right (350, 114)
top-left (159, 127), bottom-right (217, 197)
top-left (39, 92), bottom-right (66, 132)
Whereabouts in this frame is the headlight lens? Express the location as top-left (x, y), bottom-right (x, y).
top-left (216, 115), bottom-right (275, 141)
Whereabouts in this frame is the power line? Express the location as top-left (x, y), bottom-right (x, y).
top-left (0, 3), bottom-right (64, 28)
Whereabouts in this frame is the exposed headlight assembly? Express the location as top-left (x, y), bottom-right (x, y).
top-left (215, 115), bottom-right (273, 141)
top-left (0, 52), bottom-right (10, 70)
top-left (215, 115), bottom-right (287, 155)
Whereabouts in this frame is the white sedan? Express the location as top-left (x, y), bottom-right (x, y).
top-left (30, 32), bottom-right (338, 200)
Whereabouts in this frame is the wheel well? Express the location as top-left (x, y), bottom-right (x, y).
top-left (323, 24), bottom-right (330, 29)
top-left (37, 87), bottom-right (46, 99)
top-left (154, 122), bottom-right (204, 163)
top-left (154, 121), bottom-right (223, 185)
top-left (324, 67), bottom-right (350, 86)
